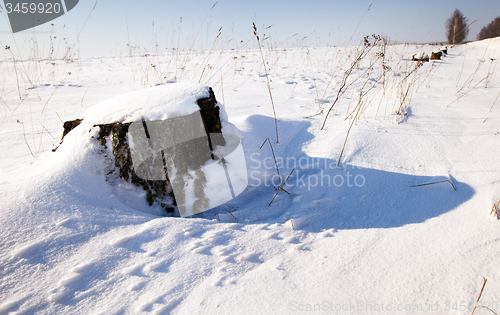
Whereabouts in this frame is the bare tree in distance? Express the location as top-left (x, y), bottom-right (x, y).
top-left (446, 9), bottom-right (469, 44)
top-left (477, 16), bottom-right (500, 41)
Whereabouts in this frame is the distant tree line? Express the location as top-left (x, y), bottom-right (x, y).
top-left (477, 16), bottom-right (500, 41)
top-left (444, 9), bottom-right (500, 44)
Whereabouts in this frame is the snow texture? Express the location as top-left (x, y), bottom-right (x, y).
top-left (1, 37), bottom-right (500, 314)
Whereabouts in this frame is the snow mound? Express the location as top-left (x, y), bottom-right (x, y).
top-left (468, 36), bottom-right (500, 49)
top-left (81, 83), bottom-right (212, 126)
top-left (53, 83), bottom-right (241, 218)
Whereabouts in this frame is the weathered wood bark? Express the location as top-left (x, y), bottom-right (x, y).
top-left (430, 51), bottom-right (442, 60)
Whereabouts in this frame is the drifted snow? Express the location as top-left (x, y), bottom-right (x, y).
top-left (82, 82), bottom-right (212, 126)
top-left (0, 38), bottom-right (500, 314)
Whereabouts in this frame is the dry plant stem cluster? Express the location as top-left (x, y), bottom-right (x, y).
top-left (5, 4), bottom-right (493, 168)
top-left (320, 34), bottom-right (383, 130)
top-left (337, 64), bottom-right (386, 166)
top-left (455, 40), bottom-right (491, 96)
top-left (394, 61), bottom-right (425, 122)
top-left (4, 24), bottom-right (84, 158)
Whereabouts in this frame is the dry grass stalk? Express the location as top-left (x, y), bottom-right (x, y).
top-left (260, 138), bottom-right (281, 186)
top-left (198, 26), bottom-right (222, 83)
top-left (394, 83), bottom-right (414, 123)
top-left (490, 90), bottom-right (500, 112)
top-left (485, 58), bottom-right (497, 88)
top-left (410, 180), bottom-right (456, 190)
top-left (16, 120), bottom-right (34, 158)
top-left (458, 40), bottom-right (490, 93)
top-left (447, 77), bottom-right (487, 107)
top-left (81, 86), bottom-right (90, 107)
top-left (5, 46), bottom-right (22, 100)
top-left (456, 44), bottom-right (468, 86)
top-left (304, 44), bottom-right (320, 108)
top-left (42, 73), bottom-right (72, 115)
top-left (491, 200), bottom-right (500, 219)
top-left (338, 71), bottom-right (382, 166)
top-left (214, 204), bottom-right (236, 221)
top-left (224, 204), bottom-right (237, 220)
top-left (470, 278), bottom-right (498, 315)
top-left (219, 69), bottom-right (225, 106)
top-left (269, 168), bottom-right (295, 206)
top-left (470, 278), bottom-right (487, 315)
top-left (374, 36), bottom-right (390, 119)
top-left (55, 111), bottom-right (64, 124)
top-left (316, 3), bottom-right (373, 109)
top-left (284, 218), bottom-right (295, 230)
top-left (39, 122), bottom-right (55, 139)
top-left (338, 103), bottom-right (363, 167)
top-left (253, 22), bottom-right (279, 143)
top-left (178, 2), bottom-right (217, 81)
top-left (481, 306), bottom-right (499, 315)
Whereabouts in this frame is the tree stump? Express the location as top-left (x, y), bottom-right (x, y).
top-left (58, 87), bottom-right (224, 216)
top-left (430, 51), bottom-right (442, 60)
top-left (412, 53), bottom-right (429, 62)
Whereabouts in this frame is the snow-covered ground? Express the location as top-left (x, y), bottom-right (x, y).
top-left (1, 37), bottom-right (500, 314)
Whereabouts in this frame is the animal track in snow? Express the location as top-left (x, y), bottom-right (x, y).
top-left (185, 229), bottom-right (232, 255)
top-left (282, 235), bottom-right (300, 244)
top-left (127, 280), bottom-right (146, 291)
top-left (0, 297), bottom-right (25, 313)
top-left (264, 232), bottom-right (282, 240)
top-left (47, 289), bottom-right (68, 303)
top-left (143, 260), bottom-right (166, 272)
top-left (109, 233), bottom-right (140, 246)
top-left (235, 252), bottom-right (262, 263)
top-left (70, 262), bottom-right (93, 274)
top-left (182, 228), bottom-right (205, 238)
top-left (213, 245), bottom-right (235, 257)
top-left (58, 274), bottom-right (81, 287)
top-left (55, 217), bottom-right (77, 228)
top-left (316, 228), bottom-right (336, 239)
top-left (138, 294), bottom-right (164, 312)
top-left (11, 239), bottom-right (47, 258)
top-left (121, 263), bottom-right (144, 275)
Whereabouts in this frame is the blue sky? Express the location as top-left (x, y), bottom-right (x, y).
top-left (0, 0), bottom-right (498, 57)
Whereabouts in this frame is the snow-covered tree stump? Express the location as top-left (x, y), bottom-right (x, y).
top-left (59, 86), bottom-right (225, 216)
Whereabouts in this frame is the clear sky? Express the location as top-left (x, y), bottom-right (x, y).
top-left (0, 0), bottom-right (498, 57)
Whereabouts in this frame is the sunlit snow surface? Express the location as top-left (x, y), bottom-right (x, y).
top-left (1, 38), bottom-right (500, 314)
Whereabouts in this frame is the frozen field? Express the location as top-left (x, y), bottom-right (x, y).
top-left (0, 37), bottom-right (500, 314)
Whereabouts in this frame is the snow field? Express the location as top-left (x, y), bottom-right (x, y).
top-left (0, 37), bottom-right (500, 314)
